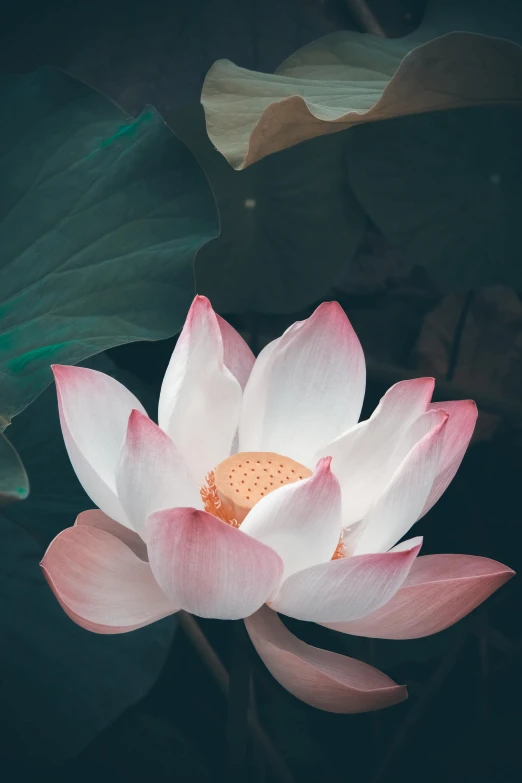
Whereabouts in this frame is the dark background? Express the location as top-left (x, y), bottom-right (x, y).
top-left (0, 1), bottom-right (521, 782)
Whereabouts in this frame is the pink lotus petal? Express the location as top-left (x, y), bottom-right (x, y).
top-left (146, 507), bottom-right (284, 620)
top-left (421, 400), bottom-right (478, 517)
top-left (240, 457), bottom-right (342, 579)
top-left (41, 526), bottom-right (177, 634)
top-left (75, 509), bottom-right (148, 561)
top-left (354, 412), bottom-right (447, 554)
top-left (158, 296), bottom-right (243, 484)
top-left (52, 365), bottom-right (146, 528)
top-left (239, 302), bottom-right (365, 467)
top-left (324, 554), bottom-right (514, 639)
top-left (245, 606), bottom-right (407, 713)
top-left (272, 537), bottom-right (422, 623)
top-left (215, 313), bottom-right (255, 390)
top-left (316, 378), bottom-right (434, 527)
top-left (115, 410), bottom-right (201, 538)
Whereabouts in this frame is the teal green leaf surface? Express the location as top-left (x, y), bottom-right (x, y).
top-left (0, 67), bottom-right (218, 429)
top-left (0, 354), bottom-right (177, 762)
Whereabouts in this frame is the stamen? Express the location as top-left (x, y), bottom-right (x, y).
top-left (200, 470), bottom-right (240, 528)
top-left (331, 537), bottom-right (346, 560)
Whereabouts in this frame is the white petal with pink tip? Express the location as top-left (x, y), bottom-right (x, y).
top-left (116, 410), bottom-right (201, 538)
top-left (315, 378), bottom-right (434, 527)
top-left (324, 554), bottom-right (514, 639)
top-left (158, 296), bottom-right (243, 484)
top-left (354, 412), bottom-right (447, 555)
top-left (239, 302), bottom-right (365, 467)
top-left (146, 507), bottom-right (284, 619)
top-left (271, 537), bottom-right (422, 622)
top-left (240, 457), bottom-right (342, 579)
top-left (52, 365), bottom-right (146, 528)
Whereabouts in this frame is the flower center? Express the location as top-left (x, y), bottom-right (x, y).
top-left (201, 451), bottom-right (312, 526)
top-left (200, 451), bottom-right (346, 559)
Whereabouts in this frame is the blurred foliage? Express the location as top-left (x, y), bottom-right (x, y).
top-left (346, 106), bottom-right (522, 291)
top-left (0, 434), bottom-right (28, 504)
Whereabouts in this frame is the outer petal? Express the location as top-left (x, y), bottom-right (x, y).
top-left (239, 302), bottom-right (365, 467)
top-left (41, 526), bottom-right (177, 634)
top-left (52, 365), bottom-right (146, 528)
top-left (316, 378), bottom-right (434, 527)
top-left (271, 537), bottom-right (422, 623)
top-left (146, 508), bottom-right (284, 620)
top-left (215, 313), bottom-right (255, 390)
top-left (239, 457), bottom-right (342, 579)
top-left (354, 412), bottom-right (447, 555)
top-left (245, 606), bottom-right (407, 713)
top-left (158, 296), bottom-right (242, 485)
top-left (115, 410), bottom-right (201, 539)
top-left (75, 509), bottom-right (148, 560)
top-left (324, 554), bottom-right (514, 639)
top-left (420, 400), bottom-right (478, 518)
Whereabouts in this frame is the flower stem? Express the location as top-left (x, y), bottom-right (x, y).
top-left (177, 611), bottom-right (295, 783)
top-left (227, 620), bottom-right (252, 780)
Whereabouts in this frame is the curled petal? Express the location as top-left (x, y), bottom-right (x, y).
top-left (420, 400), bottom-right (478, 517)
top-left (158, 295), bottom-right (242, 484)
top-left (116, 410), bottom-right (201, 538)
top-left (354, 412), bottom-right (447, 554)
top-left (215, 313), bottom-right (255, 390)
top-left (146, 507), bottom-right (284, 620)
top-left (316, 378), bottom-right (434, 527)
top-left (272, 537), bottom-right (422, 623)
top-left (239, 302), bottom-right (365, 467)
top-left (41, 526), bottom-right (177, 634)
top-left (240, 457), bottom-right (342, 579)
top-left (52, 365), bottom-right (146, 528)
top-left (324, 554), bottom-right (514, 639)
top-left (245, 606), bottom-right (407, 713)
top-left (75, 509), bottom-right (148, 560)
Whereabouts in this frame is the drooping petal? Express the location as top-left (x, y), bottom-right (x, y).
top-left (115, 410), bottom-right (201, 539)
top-left (271, 537), bottom-right (422, 623)
top-left (354, 412), bottom-right (447, 555)
top-left (41, 526), bottom-right (177, 634)
top-left (316, 378), bottom-right (434, 527)
top-left (239, 302), bottom-right (365, 467)
top-left (324, 554), bottom-right (514, 639)
top-left (240, 457), bottom-right (342, 579)
top-left (420, 400), bottom-right (478, 518)
top-left (245, 606), bottom-right (407, 713)
top-left (215, 313), bottom-right (255, 390)
top-left (158, 296), bottom-right (242, 485)
top-left (146, 508), bottom-right (284, 620)
top-left (52, 365), bottom-right (146, 528)
top-left (75, 509), bottom-right (148, 560)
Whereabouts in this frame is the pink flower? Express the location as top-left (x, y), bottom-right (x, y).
top-left (41, 296), bottom-right (514, 714)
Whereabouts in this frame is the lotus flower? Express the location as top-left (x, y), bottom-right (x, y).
top-left (42, 296), bottom-right (514, 713)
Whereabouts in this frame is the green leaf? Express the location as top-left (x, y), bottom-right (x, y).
top-left (201, 2), bottom-right (522, 170)
top-left (173, 106), bottom-right (365, 314)
top-left (0, 353), bottom-right (177, 763)
top-left (0, 67), bottom-right (218, 429)
top-left (346, 105), bottom-right (522, 289)
top-left (0, 433), bottom-right (28, 504)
